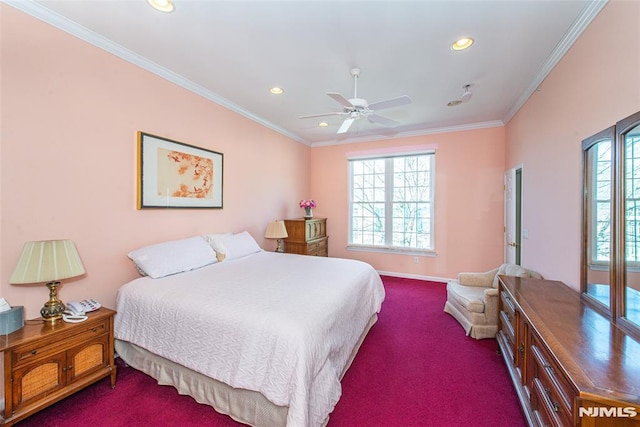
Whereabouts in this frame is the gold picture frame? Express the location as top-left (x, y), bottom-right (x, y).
top-left (137, 132), bottom-right (223, 209)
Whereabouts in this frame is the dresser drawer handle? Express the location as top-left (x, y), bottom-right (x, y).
top-left (518, 344), bottom-right (524, 354)
top-left (91, 327), bottom-right (99, 333)
top-left (31, 350), bottom-right (37, 355)
top-left (543, 363), bottom-right (555, 375)
top-left (544, 387), bottom-right (560, 412)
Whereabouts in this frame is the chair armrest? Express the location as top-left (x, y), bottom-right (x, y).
top-left (484, 288), bottom-right (500, 324)
top-left (484, 288), bottom-right (499, 297)
top-left (458, 268), bottom-right (499, 287)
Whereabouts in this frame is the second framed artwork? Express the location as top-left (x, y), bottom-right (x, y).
top-left (137, 132), bottom-right (223, 209)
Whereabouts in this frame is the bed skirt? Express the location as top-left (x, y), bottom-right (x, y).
top-left (114, 313), bottom-right (377, 427)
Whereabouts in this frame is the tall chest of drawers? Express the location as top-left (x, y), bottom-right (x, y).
top-left (496, 276), bottom-right (640, 427)
top-left (283, 218), bottom-right (328, 256)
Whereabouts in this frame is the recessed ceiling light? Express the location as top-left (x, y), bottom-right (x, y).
top-left (269, 87), bottom-right (284, 95)
top-left (451, 37), bottom-right (474, 51)
top-left (318, 122), bottom-right (329, 127)
top-left (147, 0), bottom-right (174, 13)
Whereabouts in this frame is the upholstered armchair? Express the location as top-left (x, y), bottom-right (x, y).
top-left (444, 264), bottom-right (542, 339)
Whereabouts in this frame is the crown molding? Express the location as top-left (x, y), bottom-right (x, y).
top-left (309, 120), bottom-right (505, 148)
top-left (503, 0), bottom-right (608, 124)
top-left (3, 0), bottom-right (307, 145)
top-left (5, 0), bottom-right (606, 148)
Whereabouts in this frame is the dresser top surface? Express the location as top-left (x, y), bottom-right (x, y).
top-left (499, 275), bottom-right (640, 404)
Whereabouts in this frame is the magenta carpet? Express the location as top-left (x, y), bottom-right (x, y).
top-left (17, 276), bottom-right (525, 426)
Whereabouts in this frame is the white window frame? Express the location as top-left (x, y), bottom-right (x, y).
top-left (347, 151), bottom-right (435, 256)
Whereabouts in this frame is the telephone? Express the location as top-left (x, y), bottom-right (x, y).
top-left (63, 299), bottom-right (101, 323)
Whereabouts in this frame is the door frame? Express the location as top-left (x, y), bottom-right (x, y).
top-left (504, 165), bottom-right (523, 265)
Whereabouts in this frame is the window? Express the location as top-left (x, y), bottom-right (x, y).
top-left (581, 110), bottom-right (640, 339)
top-left (348, 153), bottom-right (434, 253)
top-left (625, 132), bottom-right (640, 264)
top-left (591, 139), bottom-right (612, 263)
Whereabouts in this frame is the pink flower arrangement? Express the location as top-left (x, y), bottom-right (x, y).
top-left (299, 199), bottom-right (316, 209)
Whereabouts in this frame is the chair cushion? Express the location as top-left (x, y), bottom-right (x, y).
top-left (447, 281), bottom-right (486, 314)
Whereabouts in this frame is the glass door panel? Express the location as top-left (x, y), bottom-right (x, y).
top-left (582, 128), bottom-right (614, 310)
top-left (623, 121), bottom-right (640, 327)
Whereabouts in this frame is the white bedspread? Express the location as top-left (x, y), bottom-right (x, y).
top-left (114, 251), bottom-right (385, 426)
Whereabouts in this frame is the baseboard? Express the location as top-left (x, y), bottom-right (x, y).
top-left (377, 270), bottom-right (452, 283)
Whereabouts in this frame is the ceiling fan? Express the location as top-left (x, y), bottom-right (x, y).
top-left (300, 68), bottom-right (412, 134)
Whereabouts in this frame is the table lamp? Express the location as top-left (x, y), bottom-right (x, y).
top-left (264, 220), bottom-right (288, 253)
top-left (9, 239), bottom-right (86, 323)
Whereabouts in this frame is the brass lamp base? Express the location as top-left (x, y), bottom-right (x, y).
top-left (40, 281), bottom-right (65, 323)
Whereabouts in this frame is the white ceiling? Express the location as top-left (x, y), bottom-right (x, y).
top-left (9, 0), bottom-right (607, 146)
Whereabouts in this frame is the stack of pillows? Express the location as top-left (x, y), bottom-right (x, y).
top-left (128, 231), bottom-right (262, 279)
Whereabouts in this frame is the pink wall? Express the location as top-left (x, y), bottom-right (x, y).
top-left (310, 127), bottom-right (506, 280)
top-left (505, 0), bottom-right (640, 290)
top-left (0, 5), bottom-right (309, 317)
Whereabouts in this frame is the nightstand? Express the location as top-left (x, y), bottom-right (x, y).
top-left (0, 308), bottom-right (116, 426)
top-left (283, 218), bottom-right (328, 256)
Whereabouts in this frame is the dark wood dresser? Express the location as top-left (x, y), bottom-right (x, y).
top-left (497, 275), bottom-right (640, 427)
top-left (283, 218), bottom-right (328, 256)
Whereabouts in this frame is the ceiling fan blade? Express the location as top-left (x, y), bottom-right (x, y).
top-left (327, 92), bottom-right (354, 108)
top-left (368, 114), bottom-right (400, 128)
top-left (337, 118), bottom-right (355, 134)
top-left (368, 95), bottom-right (412, 112)
top-left (299, 112), bottom-right (345, 119)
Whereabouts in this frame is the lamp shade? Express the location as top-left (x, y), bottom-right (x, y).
top-left (9, 239), bottom-right (86, 284)
top-left (264, 220), bottom-right (288, 239)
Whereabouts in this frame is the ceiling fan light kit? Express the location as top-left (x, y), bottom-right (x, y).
top-left (447, 83), bottom-right (473, 107)
top-left (461, 84), bottom-right (473, 103)
top-left (300, 68), bottom-right (412, 134)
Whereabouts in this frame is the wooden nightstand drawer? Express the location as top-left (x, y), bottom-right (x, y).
top-left (12, 318), bottom-right (109, 367)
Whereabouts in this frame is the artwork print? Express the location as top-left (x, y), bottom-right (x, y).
top-left (137, 132), bottom-right (223, 209)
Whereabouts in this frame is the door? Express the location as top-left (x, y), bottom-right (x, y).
top-left (505, 167), bottom-right (522, 264)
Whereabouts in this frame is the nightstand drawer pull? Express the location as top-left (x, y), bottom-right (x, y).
top-left (31, 350), bottom-right (37, 355)
top-left (91, 327), bottom-right (98, 333)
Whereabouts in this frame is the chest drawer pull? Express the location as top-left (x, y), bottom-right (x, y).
top-left (543, 387), bottom-right (560, 412)
top-left (31, 350), bottom-right (37, 355)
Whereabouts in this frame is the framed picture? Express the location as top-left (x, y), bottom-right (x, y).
top-left (137, 132), bottom-right (223, 209)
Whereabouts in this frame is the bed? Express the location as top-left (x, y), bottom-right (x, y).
top-left (114, 233), bottom-right (385, 427)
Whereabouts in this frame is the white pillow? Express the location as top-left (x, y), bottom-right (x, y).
top-left (128, 236), bottom-right (216, 279)
top-left (215, 231), bottom-right (262, 261)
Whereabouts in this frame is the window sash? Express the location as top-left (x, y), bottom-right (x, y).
top-left (348, 153), bottom-right (434, 252)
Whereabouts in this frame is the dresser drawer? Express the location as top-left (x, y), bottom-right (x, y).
top-left (500, 291), bottom-right (516, 326)
top-left (530, 335), bottom-right (575, 426)
top-left (306, 237), bottom-right (327, 253)
top-left (532, 377), bottom-right (568, 427)
top-left (12, 318), bottom-right (109, 367)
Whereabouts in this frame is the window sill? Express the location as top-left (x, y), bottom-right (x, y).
top-left (347, 245), bottom-right (437, 257)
